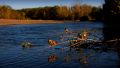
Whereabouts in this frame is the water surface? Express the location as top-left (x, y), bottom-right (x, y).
top-left (0, 22), bottom-right (119, 68)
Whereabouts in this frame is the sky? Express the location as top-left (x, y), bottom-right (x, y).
top-left (0, 0), bottom-right (104, 9)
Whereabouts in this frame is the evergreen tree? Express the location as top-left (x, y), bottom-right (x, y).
top-left (103, 0), bottom-right (120, 21)
top-left (103, 0), bottom-right (120, 40)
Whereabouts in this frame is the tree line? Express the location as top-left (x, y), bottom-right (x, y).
top-left (0, 4), bottom-right (102, 21)
top-left (0, 5), bottom-right (25, 19)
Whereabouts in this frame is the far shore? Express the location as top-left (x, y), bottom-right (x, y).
top-left (0, 19), bottom-right (64, 26)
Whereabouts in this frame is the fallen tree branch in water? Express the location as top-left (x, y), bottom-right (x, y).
top-left (70, 38), bottom-right (120, 52)
top-left (106, 39), bottom-right (120, 42)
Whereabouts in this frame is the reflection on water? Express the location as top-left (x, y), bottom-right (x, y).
top-left (48, 54), bottom-right (58, 62)
top-left (0, 22), bottom-right (119, 68)
top-left (48, 46), bottom-right (119, 67)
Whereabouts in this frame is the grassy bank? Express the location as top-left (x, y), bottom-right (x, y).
top-left (0, 19), bottom-right (63, 25)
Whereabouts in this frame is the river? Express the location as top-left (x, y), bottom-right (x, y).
top-left (0, 21), bottom-right (119, 68)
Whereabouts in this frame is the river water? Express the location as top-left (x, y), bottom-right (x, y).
top-left (0, 22), bottom-right (119, 68)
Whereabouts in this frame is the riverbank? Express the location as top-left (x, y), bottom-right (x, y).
top-left (0, 19), bottom-right (64, 25)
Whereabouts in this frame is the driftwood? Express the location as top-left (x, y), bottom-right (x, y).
top-left (70, 39), bottom-right (120, 52)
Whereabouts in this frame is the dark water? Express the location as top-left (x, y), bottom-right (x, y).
top-left (0, 22), bottom-right (119, 68)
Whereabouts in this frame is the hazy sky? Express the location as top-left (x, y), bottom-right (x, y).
top-left (0, 0), bottom-right (104, 9)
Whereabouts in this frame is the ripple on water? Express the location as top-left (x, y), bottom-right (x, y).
top-left (0, 22), bottom-right (119, 68)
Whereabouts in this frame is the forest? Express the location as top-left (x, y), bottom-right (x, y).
top-left (0, 4), bottom-right (102, 21)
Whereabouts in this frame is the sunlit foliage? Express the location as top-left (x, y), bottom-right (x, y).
top-left (0, 5), bottom-right (25, 19)
top-left (0, 5), bottom-right (102, 21)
